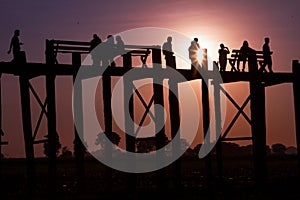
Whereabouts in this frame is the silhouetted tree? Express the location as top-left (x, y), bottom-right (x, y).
top-left (266, 145), bottom-right (272, 156)
top-left (271, 143), bottom-right (287, 156)
top-left (285, 146), bottom-right (297, 155)
top-left (60, 146), bottom-right (72, 158)
top-left (43, 133), bottom-right (61, 157)
top-left (222, 142), bottom-right (241, 157)
top-left (136, 137), bottom-right (156, 153)
top-left (95, 132), bottom-right (121, 149)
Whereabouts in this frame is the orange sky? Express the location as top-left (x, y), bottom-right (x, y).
top-left (0, 0), bottom-right (299, 157)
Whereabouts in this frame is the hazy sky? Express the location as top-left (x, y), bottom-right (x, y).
top-left (0, 0), bottom-right (299, 157)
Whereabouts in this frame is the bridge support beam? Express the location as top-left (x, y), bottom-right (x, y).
top-left (250, 80), bottom-right (267, 189)
top-left (202, 78), bottom-right (213, 193)
top-left (46, 74), bottom-right (57, 194)
top-left (152, 48), bottom-right (167, 190)
top-left (72, 53), bottom-right (86, 192)
top-left (168, 76), bottom-right (181, 190)
top-left (292, 60), bottom-right (300, 171)
top-left (123, 53), bottom-right (136, 193)
top-left (213, 81), bottom-right (223, 191)
top-left (19, 76), bottom-right (35, 197)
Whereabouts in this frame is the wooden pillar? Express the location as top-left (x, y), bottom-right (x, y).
top-left (202, 78), bottom-right (213, 192)
top-left (46, 40), bottom-right (55, 65)
top-left (46, 74), bottom-right (57, 194)
top-left (19, 76), bottom-right (35, 196)
top-left (168, 54), bottom-right (181, 190)
top-left (45, 38), bottom-right (58, 194)
top-left (123, 52), bottom-right (132, 70)
top-left (292, 60), bottom-right (300, 171)
top-left (250, 80), bottom-right (267, 188)
top-left (168, 78), bottom-right (181, 190)
top-left (123, 54), bottom-right (136, 192)
top-left (214, 81), bottom-right (223, 190)
top-left (103, 72), bottom-right (113, 191)
top-left (72, 52), bottom-right (86, 192)
top-left (0, 74), bottom-right (2, 172)
top-left (123, 53), bottom-right (135, 152)
top-left (152, 47), bottom-right (167, 189)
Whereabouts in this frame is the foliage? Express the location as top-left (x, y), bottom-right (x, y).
top-left (43, 133), bottom-right (62, 157)
top-left (271, 143), bottom-right (287, 156)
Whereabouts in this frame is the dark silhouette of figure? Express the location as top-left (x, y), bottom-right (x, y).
top-left (248, 46), bottom-right (259, 73)
top-left (115, 35), bottom-right (125, 56)
top-left (162, 36), bottom-right (174, 68)
top-left (188, 37), bottom-right (200, 69)
top-left (218, 43), bottom-right (230, 72)
top-left (262, 37), bottom-right (273, 73)
top-left (90, 34), bottom-right (102, 66)
top-left (102, 35), bottom-right (116, 67)
top-left (237, 40), bottom-right (249, 72)
top-left (7, 29), bottom-right (23, 62)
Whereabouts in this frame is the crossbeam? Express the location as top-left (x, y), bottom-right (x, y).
top-left (220, 85), bottom-right (251, 140)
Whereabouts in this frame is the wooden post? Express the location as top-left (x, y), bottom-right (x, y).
top-left (72, 52), bottom-right (86, 192)
top-left (46, 74), bottom-right (57, 194)
top-left (123, 52), bottom-right (132, 70)
top-left (250, 80), bottom-right (267, 189)
top-left (0, 74), bottom-right (2, 175)
top-left (46, 40), bottom-right (55, 65)
top-left (152, 47), bottom-right (167, 190)
top-left (202, 78), bottom-right (213, 193)
top-left (123, 53), bottom-right (136, 192)
top-left (168, 73), bottom-right (181, 189)
top-left (214, 81), bottom-right (223, 191)
top-left (19, 76), bottom-right (35, 197)
top-left (103, 71), bottom-right (113, 192)
top-left (292, 60), bottom-right (300, 171)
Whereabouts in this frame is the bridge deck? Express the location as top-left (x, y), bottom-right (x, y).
top-left (0, 62), bottom-right (295, 86)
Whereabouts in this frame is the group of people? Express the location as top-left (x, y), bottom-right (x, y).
top-left (218, 37), bottom-right (273, 73)
top-left (90, 34), bottom-right (125, 67)
top-left (6, 29), bottom-right (274, 73)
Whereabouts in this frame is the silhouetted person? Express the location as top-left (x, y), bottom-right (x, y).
top-left (201, 48), bottom-right (208, 70)
top-left (262, 37), bottom-right (273, 73)
top-left (90, 34), bottom-right (102, 66)
top-left (218, 43), bottom-right (230, 72)
top-left (162, 36), bottom-right (175, 68)
top-left (102, 35), bottom-right (116, 67)
top-left (188, 37), bottom-right (200, 69)
top-left (7, 29), bottom-right (23, 62)
top-left (237, 40), bottom-right (249, 72)
top-left (115, 35), bottom-right (125, 56)
top-left (248, 47), bottom-right (259, 73)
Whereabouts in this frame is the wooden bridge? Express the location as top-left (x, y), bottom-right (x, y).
top-left (0, 39), bottom-right (299, 197)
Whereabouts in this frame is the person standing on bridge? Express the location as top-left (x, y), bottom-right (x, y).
top-left (7, 29), bottom-right (23, 62)
top-left (237, 40), bottom-right (249, 72)
top-left (90, 34), bottom-right (102, 66)
top-left (162, 36), bottom-right (175, 68)
top-left (262, 37), bottom-right (273, 73)
top-left (188, 38), bottom-right (200, 69)
top-left (102, 35), bottom-right (116, 67)
top-left (218, 43), bottom-right (230, 72)
top-left (115, 35), bottom-right (125, 56)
